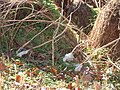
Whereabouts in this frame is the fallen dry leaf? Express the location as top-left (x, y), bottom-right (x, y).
top-left (67, 83), bottom-right (73, 89)
top-left (75, 87), bottom-right (81, 90)
top-left (15, 61), bottom-right (24, 66)
top-left (25, 71), bottom-right (30, 76)
top-left (56, 73), bottom-right (65, 80)
top-left (50, 66), bottom-right (58, 75)
top-left (94, 81), bottom-right (101, 90)
top-left (16, 75), bottom-right (21, 82)
top-left (32, 71), bottom-right (38, 76)
top-left (32, 67), bottom-right (39, 71)
top-left (0, 62), bottom-right (6, 71)
top-left (96, 71), bottom-right (103, 80)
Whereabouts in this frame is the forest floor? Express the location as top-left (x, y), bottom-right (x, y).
top-left (0, 0), bottom-right (120, 90)
top-left (0, 53), bottom-right (120, 90)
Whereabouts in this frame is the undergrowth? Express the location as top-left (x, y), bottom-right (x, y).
top-left (0, 0), bottom-right (120, 90)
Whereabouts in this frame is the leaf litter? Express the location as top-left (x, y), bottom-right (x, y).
top-left (0, 51), bottom-right (119, 90)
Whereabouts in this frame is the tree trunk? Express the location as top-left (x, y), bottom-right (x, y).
top-left (54, 0), bottom-right (94, 46)
top-left (54, 0), bottom-right (93, 33)
top-left (89, 0), bottom-right (120, 59)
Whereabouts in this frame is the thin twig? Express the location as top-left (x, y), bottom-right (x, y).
top-left (83, 37), bottom-right (120, 64)
top-left (107, 55), bottom-right (120, 70)
top-left (51, 0), bottom-right (64, 66)
top-left (16, 19), bottom-right (59, 53)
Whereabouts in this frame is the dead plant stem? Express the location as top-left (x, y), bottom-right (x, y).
top-left (51, 0), bottom-right (64, 66)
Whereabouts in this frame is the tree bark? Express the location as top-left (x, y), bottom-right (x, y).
top-left (89, 0), bottom-right (120, 59)
top-left (54, 0), bottom-right (94, 46)
top-left (54, 0), bottom-right (93, 33)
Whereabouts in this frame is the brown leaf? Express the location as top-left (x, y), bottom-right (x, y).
top-left (16, 75), bottom-right (21, 82)
top-left (97, 71), bottom-right (102, 80)
top-left (15, 61), bottom-right (24, 66)
top-left (5, 69), bottom-right (9, 73)
top-left (32, 71), bottom-right (38, 76)
top-left (94, 82), bottom-right (101, 90)
top-left (25, 71), bottom-right (30, 76)
top-left (67, 83), bottom-right (73, 89)
top-left (0, 62), bottom-right (6, 71)
top-left (32, 67), bottom-right (39, 71)
top-left (75, 87), bottom-right (81, 90)
top-left (56, 74), bottom-right (65, 80)
top-left (50, 66), bottom-right (58, 75)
